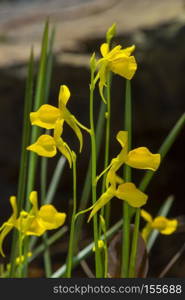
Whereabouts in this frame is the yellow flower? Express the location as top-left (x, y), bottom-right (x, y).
top-left (92, 239), bottom-right (105, 252)
top-left (27, 134), bottom-right (57, 158)
top-left (106, 131), bottom-right (161, 188)
top-left (141, 209), bottom-right (178, 241)
top-left (97, 43), bottom-right (137, 102)
top-left (16, 191), bottom-right (66, 236)
top-left (0, 196), bottom-right (17, 257)
top-left (88, 130), bottom-right (160, 222)
top-left (88, 183), bottom-right (147, 222)
top-left (30, 85), bottom-right (89, 152)
top-left (27, 119), bottom-right (74, 167)
top-left (0, 192), bottom-right (66, 256)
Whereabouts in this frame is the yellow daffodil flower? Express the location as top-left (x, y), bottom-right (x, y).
top-left (96, 43), bottom-right (137, 102)
top-left (30, 85), bottom-right (90, 152)
top-left (141, 209), bottom-right (178, 241)
top-left (0, 192), bottom-right (66, 256)
top-left (88, 182), bottom-right (147, 222)
top-left (106, 131), bottom-right (161, 188)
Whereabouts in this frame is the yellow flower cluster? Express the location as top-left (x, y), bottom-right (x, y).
top-left (141, 209), bottom-right (178, 241)
top-left (96, 43), bottom-right (137, 102)
top-left (88, 131), bottom-right (160, 221)
top-left (0, 192), bottom-right (66, 257)
top-left (27, 85), bottom-right (90, 167)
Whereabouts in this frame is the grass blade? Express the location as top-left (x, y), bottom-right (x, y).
top-left (9, 48), bottom-right (34, 277)
top-left (51, 219), bottom-right (123, 278)
top-left (26, 20), bottom-right (49, 205)
top-left (147, 195), bottom-right (175, 251)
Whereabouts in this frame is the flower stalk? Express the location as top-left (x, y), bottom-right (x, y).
top-left (121, 79), bottom-right (132, 278)
top-left (89, 54), bottom-right (103, 277)
top-left (66, 152), bottom-right (77, 277)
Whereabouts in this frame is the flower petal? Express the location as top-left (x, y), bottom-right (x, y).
top-left (106, 167), bottom-right (124, 189)
top-left (100, 43), bottom-right (109, 57)
top-left (58, 85), bottom-right (71, 108)
top-left (141, 223), bottom-right (152, 241)
top-left (60, 105), bottom-right (83, 152)
top-left (141, 209), bottom-right (153, 223)
top-left (30, 105), bottom-right (60, 129)
top-left (109, 55), bottom-right (137, 80)
top-left (0, 196), bottom-right (18, 257)
top-left (122, 45), bottom-right (135, 56)
top-left (16, 212), bottom-right (36, 235)
top-left (27, 135), bottom-right (57, 158)
top-left (9, 196), bottom-right (18, 220)
top-left (54, 120), bottom-right (73, 167)
top-left (88, 187), bottom-right (115, 222)
top-left (38, 205), bottom-right (66, 230)
top-left (116, 182), bottom-right (148, 207)
top-left (152, 217), bottom-right (178, 235)
top-left (107, 45), bottom-right (122, 60)
top-left (98, 61), bottom-right (108, 103)
top-left (116, 130), bottom-right (128, 150)
top-left (106, 131), bottom-right (128, 188)
top-left (29, 191), bottom-right (38, 214)
top-left (0, 224), bottom-right (14, 256)
top-left (24, 218), bottom-right (46, 236)
top-left (126, 147), bottom-right (161, 171)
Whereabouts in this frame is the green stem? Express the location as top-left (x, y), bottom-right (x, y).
top-left (41, 155), bottom-right (52, 277)
top-left (45, 156), bottom-right (66, 204)
top-left (101, 72), bottom-right (111, 227)
top-left (51, 219), bottom-right (123, 278)
top-left (121, 79), bottom-right (132, 278)
top-left (26, 21), bottom-right (49, 206)
top-left (74, 101), bottom-right (106, 250)
top-left (23, 21), bottom-right (49, 277)
top-left (18, 234), bottom-right (24, 278)
top-left (66, 154), bottom-right (77, 277)
top-left (30, 226), bottom-right (68, 261)
top-left (9, 49), bottom-right (34, 278)
top-left (128, 208), bottom-right (140, 277)
top-left (17, 49), bottom-right (34, 212)
top-left (59, 112), bottom-right (184, 279)
top-left (128, 110), bottom-right (185, 279)
top-left (89, 69), bottom-right (103, 277)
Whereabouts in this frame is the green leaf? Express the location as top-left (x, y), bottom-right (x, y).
top-left (9, 48), bottom-right (34, 277)
top-left (26, 20), bottom-right (49, 205)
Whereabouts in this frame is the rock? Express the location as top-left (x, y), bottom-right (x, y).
top-left (0, 0), bottom-right (184, 66)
